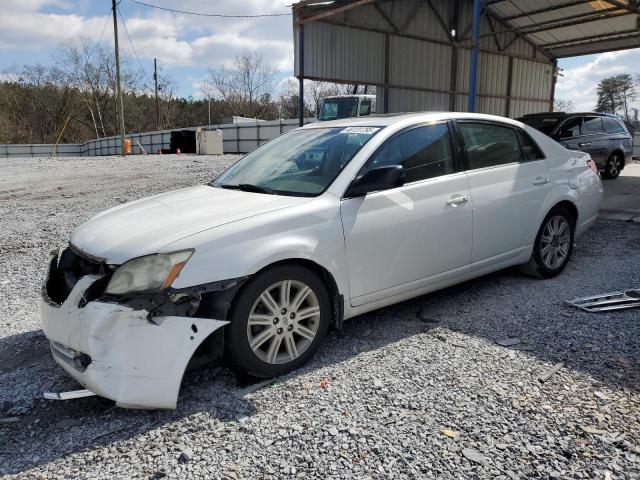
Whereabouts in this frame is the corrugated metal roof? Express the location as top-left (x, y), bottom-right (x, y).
top-left (294, 0), bottom-right (640, 58)
top-left (486, 0), bottom-right (640, 57)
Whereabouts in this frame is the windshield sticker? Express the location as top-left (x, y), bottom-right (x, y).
top-left (340, 127), bottom-right (380, 135)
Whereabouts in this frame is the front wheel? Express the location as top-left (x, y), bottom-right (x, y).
top-left (225, 265), bottom-right (330, 378)
top-left (519, 207), bottom-right (575, 279)
top-left (602, 152), bottom-right (623, 179)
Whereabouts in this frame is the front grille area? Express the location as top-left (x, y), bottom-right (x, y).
top-left (45, 245), bottom-right (113, 305)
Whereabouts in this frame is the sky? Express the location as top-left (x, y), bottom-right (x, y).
top-left (1, 0), bottom-right (639, 111)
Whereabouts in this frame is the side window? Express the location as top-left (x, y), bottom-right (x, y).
top-left (517, 130), bottom-right (544, 161)
top-left (558, 118), bottom-right (581, 138)
top-left (359, 99), bottom-right (372, 116)
top-left (458, 122), bottom-right (521, 169)
top-left (363, 123), bottom-right (454, 183)
top-left (583, 117), bottom-right (604, 135)
top-left (603, 117), bottom-right (625, 134)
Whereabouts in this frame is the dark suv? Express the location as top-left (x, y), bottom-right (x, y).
top-left (517, 112), bottom-right (632, 179)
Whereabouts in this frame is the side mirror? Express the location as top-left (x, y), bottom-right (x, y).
top-left (345, 165), bottom-right (404, 198)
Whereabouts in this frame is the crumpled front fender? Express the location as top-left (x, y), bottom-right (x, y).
top-left (42, 275), bottom-right (229, 409)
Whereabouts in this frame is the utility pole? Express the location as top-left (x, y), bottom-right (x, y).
top-left (154, 58), bottom-right (160, 130)
top-left (112, 0), bottom-right (126, 154)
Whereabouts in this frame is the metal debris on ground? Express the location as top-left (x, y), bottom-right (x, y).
top-left (538, 361), bottom-right (565, 383)
top-left (495, 337), bottom-right (521, 347)
top-left (566, 289), bottom-right (640, 312)
top-left (43, 389), bottom-right (96, 401)
top-left (232, 379), bottom-right (276, 400)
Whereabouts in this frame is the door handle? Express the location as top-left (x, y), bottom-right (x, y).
top-left (532, 177), bottom-right (550, 186)
top-left (578, 142), bottom-right (591, 147)
top-left (446, 195), bottom-right (469, 206)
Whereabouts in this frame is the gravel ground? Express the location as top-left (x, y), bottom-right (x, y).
top-left (0, 155), bottom-right (639, 479)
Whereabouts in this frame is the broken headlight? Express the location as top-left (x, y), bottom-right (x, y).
top-left (105, 250), bottom-right (194, 295)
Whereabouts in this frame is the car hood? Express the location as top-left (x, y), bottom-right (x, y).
top-left (70, 185), bottom-right (310, 264)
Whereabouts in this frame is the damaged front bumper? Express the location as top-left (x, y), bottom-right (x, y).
top-left (41, 249), bottom-right (232, 409)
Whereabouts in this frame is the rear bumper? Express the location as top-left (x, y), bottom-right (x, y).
top-left (41, 275), bottom-right (228, 409)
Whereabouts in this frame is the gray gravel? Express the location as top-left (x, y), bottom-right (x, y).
top-left (1, 155), bottom-right (639, 479)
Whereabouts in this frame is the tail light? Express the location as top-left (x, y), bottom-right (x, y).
top-left (586, 158), bottom-right (599, 175)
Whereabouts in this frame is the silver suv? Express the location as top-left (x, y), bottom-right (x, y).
top-left (518, 112), bottom-right (632, 179)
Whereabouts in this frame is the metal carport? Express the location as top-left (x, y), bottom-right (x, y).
top-left (292, 0), bottom-right (640, 124)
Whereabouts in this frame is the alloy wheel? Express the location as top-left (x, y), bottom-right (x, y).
top-left (608, 154), bottom-right (621, 177)
top-left (539, 215), bottom-right (571, 270)
top-left (246, 280), bottom-right (321, 365)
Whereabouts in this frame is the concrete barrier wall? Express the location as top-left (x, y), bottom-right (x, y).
top-left (0, 143), bottom-right (84, 158)
top-left (0, 118), bottom-right (315, 158)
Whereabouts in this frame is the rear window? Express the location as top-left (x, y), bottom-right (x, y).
top-left (603, 117), bottom-right (626, 134)
top-left (517, 130), bottom-right (544, 160)
top-left (558, 118), bottom-right (581, 139)
top-left (582, 117), bottom-right (604, 135)
top-left (319, 98), bottom-right (359, 121)
top-left (519, 116), bottom-right (561, 135)
top-left (459, 122), bottom-right (521, 169)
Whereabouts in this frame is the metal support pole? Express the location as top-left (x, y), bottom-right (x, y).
top-left (154, 58), bottom-right (160, 130)
top-left (112, 0), bottom-right (126, 154)
top-left (467, 0), bottom-right (483, 112)
top-left (383, 33), bottom-right (390, 113)
top-left (550, 59), bottom-right (558, 111)
top-left (298, 24), bottom-right (305, 126)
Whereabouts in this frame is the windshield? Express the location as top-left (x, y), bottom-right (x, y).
top-left (519, 116), bottom-right (561, 135)
top-left (319, 98), bottom-right (359, 121)
top-left (212, 127), bottom-right (381, 197)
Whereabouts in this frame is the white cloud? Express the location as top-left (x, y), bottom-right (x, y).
top-left (0, 12), bottom-right (111, 50)
top-left (556, 50), bottom-right (640, 111)
top-left (1, 0), bottom-right (294, 80)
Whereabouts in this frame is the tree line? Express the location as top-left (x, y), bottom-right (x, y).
top-left (0, 40), bottom-right (363, 145)
top-left (6, 37), bottom-right (635, 145)
top-left (555, 73), bottom-right (639, 123)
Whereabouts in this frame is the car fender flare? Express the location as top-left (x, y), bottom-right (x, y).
top-left (539, 189), bottom-right (580, 231)
top-left (246, 243), bottom-right (349, 300)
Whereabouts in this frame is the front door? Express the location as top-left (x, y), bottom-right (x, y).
top-left (340, 122), bottom-right (473, 306)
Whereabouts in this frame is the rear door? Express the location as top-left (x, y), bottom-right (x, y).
top-left (579, 116), bottom-right (609, 165)
top-left (456, 121), bottom-right (552, 266)
top-left (555, 116), bottom-right (582, 150)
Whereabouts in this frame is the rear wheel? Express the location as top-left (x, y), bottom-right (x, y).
top-left (602, 152), bottom-right (623, 179)
top-left (519, 206), bottom-right (575, 279)
top-left (226, 265), bottom-right (330, 378)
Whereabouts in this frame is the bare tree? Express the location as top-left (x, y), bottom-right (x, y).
top-left (553, 98), bottom-right (575, 113)
top-left (205, 52), bottom-right (276, 118)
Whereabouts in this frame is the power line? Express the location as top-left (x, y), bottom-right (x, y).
top-left (128, 0), bottom-right (291, 18)
top-left (117, 5), bottom-right (150, 80)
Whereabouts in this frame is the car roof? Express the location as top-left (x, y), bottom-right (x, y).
top-left (302, 111), bottom-right (526, 129)
top-left (520, 112), bottom-right (621, 119)
top-left (322, 94), bottom-right (376, 99)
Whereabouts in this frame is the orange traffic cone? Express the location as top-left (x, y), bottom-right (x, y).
top-left (158, 149), bottom-right (162, 155)
top-left (176, 148), bottom-right (181, 155)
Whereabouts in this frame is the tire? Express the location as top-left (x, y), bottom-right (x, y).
top-left (602, 152), bottom-right (623, 179)
top-left (225, 264), bottom-right (330, 378)
top-left (519, 206), bottom-right (575, 279)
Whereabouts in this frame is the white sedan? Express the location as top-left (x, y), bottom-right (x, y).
top-left (41, 112), bottom-right (602, 408)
